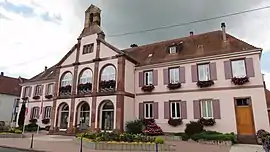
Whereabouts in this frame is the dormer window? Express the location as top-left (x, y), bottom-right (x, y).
top-left (169, 46), bottom-right (177, 54)
top-left (148, 53), bottom-right (153, 57)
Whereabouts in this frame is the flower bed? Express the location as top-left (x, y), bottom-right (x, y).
top-left (142, 119), bottom-right (163, 136)
top-left (198, 118), bottom-right (216, 126)
top-left (141, 84), bottom-right (155, 92)
top-left (75, 132), bottom-right (175, 151)
top-left (256, 129), bottom-right (270, 150)
top-left (45, 94), bottom-right (53, 99)
top-left (168, 118), bottom-right (183, 127)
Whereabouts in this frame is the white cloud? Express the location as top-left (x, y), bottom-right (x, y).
top-left (0, 0), bottom-right (86, 78)
top-left (262, 71), bottom-right (270, 90)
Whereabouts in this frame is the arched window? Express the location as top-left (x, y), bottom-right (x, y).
top-left (79, 69), bottom-right (92, 84)
top-left (61, 72), bottom-right (72, 87)
top-left (100, 65), bottom-right (116, 91)
top-left (59, 72), bottom-right (72, 95)
top-left (90, 13), bottom-right (94, 23)
top-left (101, 65), bottom-right (116, 81)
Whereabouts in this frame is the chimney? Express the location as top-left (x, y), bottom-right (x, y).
top-left (221, 23), bottom-right (226, 42)
top-left (44, 66), bottom-right (48, 71)
top-left (0, 72), bottom-right (3, 76)
top-left (190, 31), bottom-right (194, 36)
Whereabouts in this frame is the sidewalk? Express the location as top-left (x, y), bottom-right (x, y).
top-left (0, 134), bottom-right (232, 152)
top-left (229, 144), bottom-right (264, 152)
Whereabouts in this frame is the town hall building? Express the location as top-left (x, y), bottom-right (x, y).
top-left (18, 4), bottom-right (269, 137)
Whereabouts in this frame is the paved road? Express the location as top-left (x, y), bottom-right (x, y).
top-left (0, 147), bottom-right (23, 152)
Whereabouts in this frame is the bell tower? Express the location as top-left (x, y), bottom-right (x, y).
top-left (79, 4), bottom-right (104, 39)
top-left (84, 4), bottom-right (101, 28)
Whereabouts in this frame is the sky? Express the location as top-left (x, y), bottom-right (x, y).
top-left (0, 0), bottom-right (270, 88)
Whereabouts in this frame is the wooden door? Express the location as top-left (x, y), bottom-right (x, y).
top-left (235, 98), bottom-right (255, 135)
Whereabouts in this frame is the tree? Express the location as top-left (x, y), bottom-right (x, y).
top-left (18, 103), bottom-right (26, 128)
top-left (130, 44), bottom-right (138, 47)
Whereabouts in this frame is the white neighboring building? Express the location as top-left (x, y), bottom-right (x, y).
top-left (0, 72), bottom-right (25, 126)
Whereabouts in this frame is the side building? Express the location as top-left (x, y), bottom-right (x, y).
top-left (18, 4), bottom-right (269, 139)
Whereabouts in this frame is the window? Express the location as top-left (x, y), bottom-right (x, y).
top-left (144, 102), bottom-right (153, 119)
top-left (32, 107), bottom-right (39, 119)
top-left (197, 64), bottom-right (210, 81)
top-left (34, 85), bottom-right (42, 96)
top-left (47, 84), bottom-right (54, 95)
top-left (169, 46), bottom-right (177, 54)
top-left (44, 106), bottom-right (52, 119)
top-left (200, 100), bottom-right (213, 118)
top-left (169, 68), bottom-right (179, 84)
top-left (24, 87), bottom-right (31, 97)
top-left (144, 71), bottom-right (153, 85)
top-left (236, 98), bottom-right (249, 106)
top-left (83, 44), bottom-right (94, 54)
top-left (170, 101), bottom-right (181, 119)
top-left (231, 59), bottom-right (246, 78)
top-left (61, 72), bottom-right (72, 87)
top-left (79, 69), bottom-right (92, 84)
top-left (101, 65), bottom-right (116, 81)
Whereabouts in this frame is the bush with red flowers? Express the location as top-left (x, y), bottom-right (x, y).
top-left (142, 119), bottom-right (163, 136)
top-left (141, 84), bottom-right (155, 92)
top-left (167, 83), bottom-right (181, 90)
top-left (231, 76), bottom-right (249, 85)
top-left (168, 118), bottom-right (183, 127)
top-left (196, 80), bottom-right (214, 88)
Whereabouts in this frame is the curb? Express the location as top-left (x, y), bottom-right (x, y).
top-left (0, 146), bottom-right (48, 152)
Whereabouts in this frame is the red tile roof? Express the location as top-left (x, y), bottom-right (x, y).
top-left (0, 75), bottom-right (27, 96)
top-left (123, 30), bottom-right (259, 66)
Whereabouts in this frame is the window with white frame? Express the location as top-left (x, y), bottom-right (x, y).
top-left (200, 100), bottom-right (213, 118)
top-left (24, 87), bottom-right (31, 97)
top-left (197, 64), bottom-right (210, 81)
top-left (44, 106), bottom-right (52, 119)
top-left (144, 102), bottom-right (153, 118)
top-left (169, 68), bottom-right (179, 84)
top-left (32, 107), bottom-right (39, 119)
top-left (231, 59), bottom-right (246, 78)
top-left (34, 85), bottom-right (42, 96)
top-left (169, 46), bottom-right (177, 54)
top-left (144, 71), bottom-right (153, 85)
top-left (170, 101), bottom-right (181, 119)
top-left (47, 84), bottom-right (54, 95)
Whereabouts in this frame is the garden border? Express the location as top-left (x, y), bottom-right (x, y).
top-left (74, 138), bottom-right (176, 151)
top-left (0, 133), bottom-right (24, 138)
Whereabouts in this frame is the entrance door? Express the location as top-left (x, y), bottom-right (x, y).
top-left (60, 112), bottom-right (68, 129)
top-left (101, 111), bottom-right (114, 130)
top-left (235, 98), bottom-right (255, 135)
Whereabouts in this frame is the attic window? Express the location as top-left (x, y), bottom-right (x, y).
top-left (169, 46), bottom-right (177, 54)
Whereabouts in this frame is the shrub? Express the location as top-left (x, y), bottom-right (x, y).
top-left (18, 103), bottom-right (26, 128)
top-left (184, 121), bottom-right (204, 136)
top-left (14, 129), bottom-right (22, 134)
top-left (181, 134), bottom-right (190, 141)
top-left (190, 131), bottom-right (237, 143)
top-left (155, 137), bottom-right (164, 144)
top-left (125, 119), bottom-right (143, 134)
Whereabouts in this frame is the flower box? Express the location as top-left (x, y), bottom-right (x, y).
top-left (78, 83), bottom-right (92, 94)
top-left (141, 84), bottom-right (155, 92)
top-left (42, 119), bottom-right (50, 124)
top-left (45, 94), bottom-right (53, 99)
top-left (231, 76), bottom-right (249, 85)
top-left (59, 85), bottom-right (72, 95)
top-left (167, 83), bottom-right (181, 90)
top-left (168, 118), bottom-right (183, 127)
top-left (29, 119), bottom-right (37, 124)
top-left (21, 97), bottom-right (28, 101)
top-left (99, 80), bottom-right (116, 92)
top-left (198, 118), bottom-right (216, 126)
top-left (33, 95), bottom-right (40, 100)
top-left (196, 80), bottom-right (214, 88)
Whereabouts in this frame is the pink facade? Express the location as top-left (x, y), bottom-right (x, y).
top-left (18, 4), bottom-right (269, 136)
